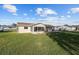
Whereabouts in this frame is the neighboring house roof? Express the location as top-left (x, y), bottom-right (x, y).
top-left (63, 24), bottom-right (79, 27)
top-left (64, 25), bottom-right (77, 28)
top-left (71, 25), bottom-right (79, 27)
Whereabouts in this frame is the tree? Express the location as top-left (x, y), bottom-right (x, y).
top-left (11, 23), bottom-right (17, 28)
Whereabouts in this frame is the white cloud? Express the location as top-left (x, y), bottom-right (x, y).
top-left (60, 16), bottom-right (65, 18)
top-left (36, 16), bottom-right (68, 25)
top-left (36, 8), bottom-right (42, 14)
top-left (67, 15), bottom-right (71, 18)
top-left (35, 14), bottom-right (73, 25)
top-left (3, 4), bottom-right (18, 15)
top-left (24, 13), bottom-right (27, 16)
top-left (60, 15), bottom-right (71, 19)
top-left (44, 8), bottom-right (57, 15)
top-left (70, 7), bottom-right (79, 13)
top-left (59, 16), bottom-right (67, 21)
top-left (12, 13), bottom-right (18, 16)
top-left (30, 10), bottom-right (33, 12)
top-left (38, 17), bottom-right (58, 21)
top-left (67, 11), bottom-right (71, 14)
top-left (36, 8), bottom-right (57, 17)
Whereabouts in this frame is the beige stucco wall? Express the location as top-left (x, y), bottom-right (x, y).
top-left (17, 26), bottom-right (32, 33)
top-left (17, 24), bottom-right (46, 33)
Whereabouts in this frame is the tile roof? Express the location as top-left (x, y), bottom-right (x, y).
top-left (17, 22), bottom-right (53, 27)
top-left (17, 22), bottom-right (33, 26)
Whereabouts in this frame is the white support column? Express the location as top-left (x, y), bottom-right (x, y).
top-left (32, 26), bottom-right (34, 32)
top-left (44, 26), bottom-right (46, 32)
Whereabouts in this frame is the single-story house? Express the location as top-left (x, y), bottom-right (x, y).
top-left (62, 25), bottom-right (76, 31)
top-left (53, 25), bottom-right (76, 31)
top-left (17, 22), bottom-right (53, 33)
top-left (0, 25), bottom-right (11, 31)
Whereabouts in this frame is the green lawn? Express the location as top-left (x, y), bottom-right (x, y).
top-left (0, 31), bottom-right (78, 55)
top-left (47, 31), bottom-right (79, 55)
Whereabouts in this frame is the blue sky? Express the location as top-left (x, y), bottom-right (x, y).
top-left (0, 4), bottom-right (79, 25)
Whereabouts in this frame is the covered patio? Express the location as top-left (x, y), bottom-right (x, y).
top-left (34, 27), bottom-right (45, 32)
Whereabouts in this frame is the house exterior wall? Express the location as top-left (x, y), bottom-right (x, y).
top-left (17, 26), bottom-right (31, 33)
top-left (67, 27), bottom-right (76, 31)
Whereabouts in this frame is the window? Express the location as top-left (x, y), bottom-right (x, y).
top-left (24, 27), bottom-right (28, 29)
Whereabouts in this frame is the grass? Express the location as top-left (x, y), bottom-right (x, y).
top-left (0, 32), bottom-right (70, 55)
top-left (47, 31), bottom-right (79, 55)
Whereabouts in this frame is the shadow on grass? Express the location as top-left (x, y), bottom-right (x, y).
top-left (47, 32), bottom-right (79, 55)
